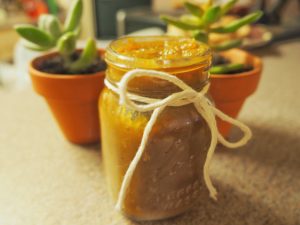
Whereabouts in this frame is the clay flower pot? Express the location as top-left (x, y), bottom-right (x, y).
top-left (29, 50), bottom-right (105, 144)
top-left (210, 48), bottom-right (263, 137)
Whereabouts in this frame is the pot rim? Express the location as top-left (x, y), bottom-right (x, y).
top-left (210, 48), bottom-right (262, 79)
top-left (29, 48), bottom-right (106, 80)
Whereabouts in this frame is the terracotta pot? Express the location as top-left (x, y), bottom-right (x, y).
top-left (29, 50), bottom-right (105, 144)
top-left (210, 48), bottom-right (263, 137)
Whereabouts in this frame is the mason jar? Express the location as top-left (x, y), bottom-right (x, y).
top-left (99, 36), bottom-right (212, 221)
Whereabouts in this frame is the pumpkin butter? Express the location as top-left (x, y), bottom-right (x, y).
top-left (100, 36), bottom-right (212, 221)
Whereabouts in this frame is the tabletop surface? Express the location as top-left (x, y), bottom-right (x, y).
top-left (0, 42), bottom-right (300, 225)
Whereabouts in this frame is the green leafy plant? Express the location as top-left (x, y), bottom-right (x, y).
top-left (14, 0), bottom-right (97, 74)
top-left (161, 0), bottom-right (263, 74)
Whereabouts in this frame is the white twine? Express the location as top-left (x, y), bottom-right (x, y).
top-left (104, 69), bottom-right (252, 211)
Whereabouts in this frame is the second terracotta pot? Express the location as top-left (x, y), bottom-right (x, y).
top-left (29, 50), bottom-right (105, 144)
top-left (210, 49), bottom-right (263, 137)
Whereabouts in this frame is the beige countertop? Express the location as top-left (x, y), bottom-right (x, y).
top-left (0, 42), bottom-right (300, 225)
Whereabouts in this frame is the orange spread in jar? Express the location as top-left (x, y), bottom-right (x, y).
top-left (100, 36), bottom-right (212, 221)
top-left (116, 37), bottom-right (208, 60)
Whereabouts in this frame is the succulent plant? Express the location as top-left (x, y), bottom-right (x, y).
top-left (14, 0), bottom-right (97, 74)
top-left (161, 0), bottom-right (263, 74)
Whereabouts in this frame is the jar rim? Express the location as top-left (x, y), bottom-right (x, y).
top-left (105, 36), bottom-right (211, 70)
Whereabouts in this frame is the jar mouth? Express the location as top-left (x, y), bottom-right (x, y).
top-left (105, 36), bottom-right (211, 70)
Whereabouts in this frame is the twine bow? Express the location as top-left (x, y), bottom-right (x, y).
top-left (104, 69), bottom-right (252, 210)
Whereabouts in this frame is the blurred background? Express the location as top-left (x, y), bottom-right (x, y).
top-left (0, 0), bottom-right (300, 89)
top-left (0, 2), bottom-right (300, 224)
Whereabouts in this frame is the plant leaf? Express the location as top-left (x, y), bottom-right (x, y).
top-left (14, 25), bottom-right (54, 47)
top-left (73, 26), bottom-right (81, 37)
top-left (180, 14), bottom-right (201, 26)
top-left (202, 6), bottom-right (221, 25)
top-left (64, 0), bottom-right (83, 32)
top-left (193, 31), bottom-right (208, 43)
top-left (161, 15), bottom-right (201, 30)
top-left (211, 11), bottom-right (263, 33)
top-left (38, 14), bottom-right (62, 38)
top-left (184, 2), bottom-right (203, 18)
top-left (69, 38), bottom-right (97, 73)
top-left (57, 32), bottom-right (76, 57)
top-left (22, 39), bottom-right (52, 51)
top-left (210, 63), bottom-right (244, 74)
top-left (211, 39), bottom-right (242, 51)
top-left (221, 0), bottom-right (238, 15)
top-left (38, 14), bottom-right (48, 31)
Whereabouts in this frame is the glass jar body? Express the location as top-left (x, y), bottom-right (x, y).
top-left (100, 36), bottom-right (212, 221)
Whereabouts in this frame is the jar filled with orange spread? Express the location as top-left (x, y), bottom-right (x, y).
top-left (100, 36), bottom-right (212, 221)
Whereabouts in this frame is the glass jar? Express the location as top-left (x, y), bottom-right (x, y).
top-left (100, 36), bottom-right (212, 221)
